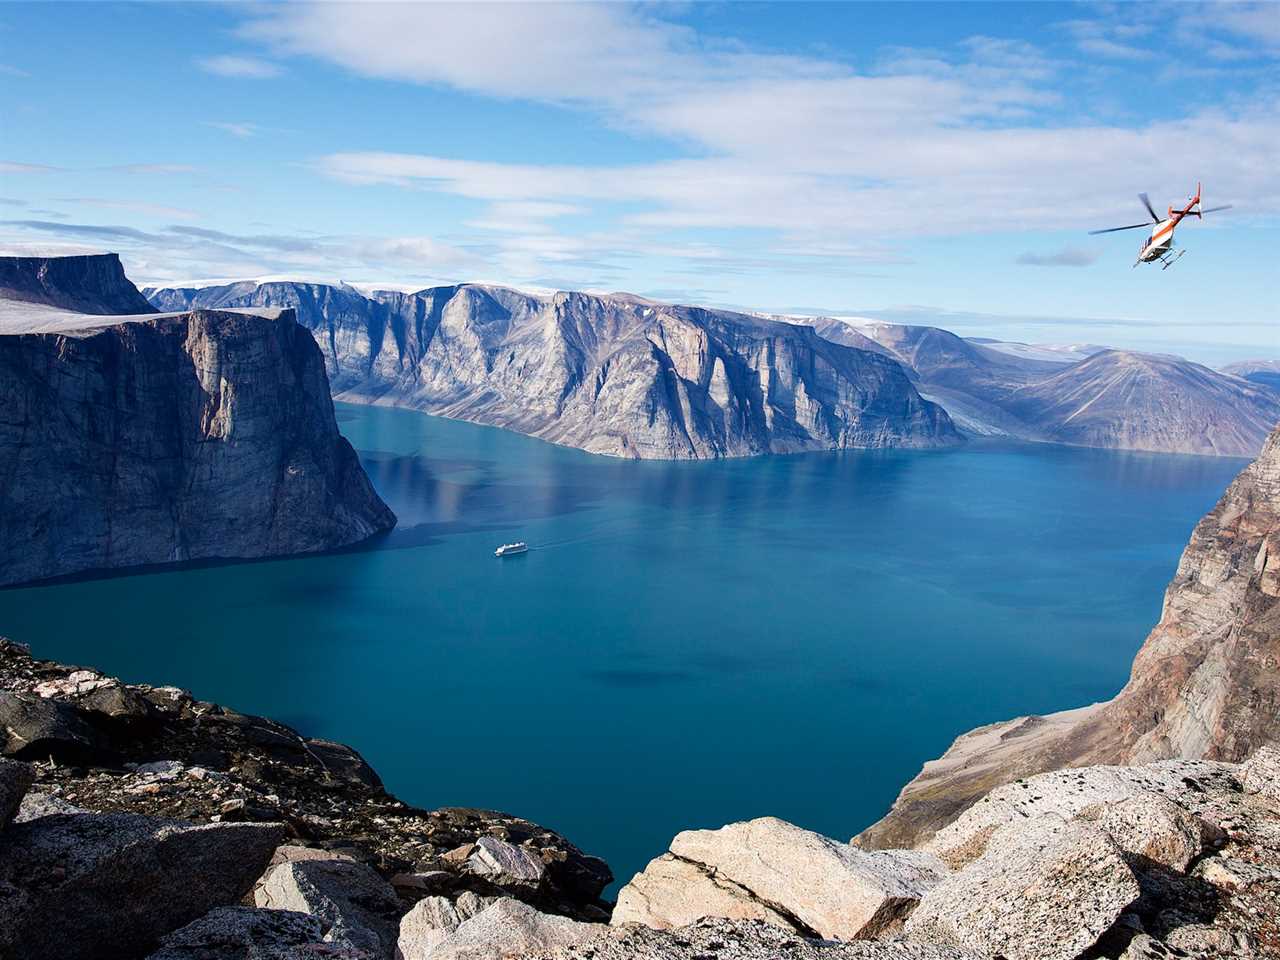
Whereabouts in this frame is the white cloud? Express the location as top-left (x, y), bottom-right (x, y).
top-left (196, 55), bottom-right (284, 79)
top-left (0, 218), bottom-right (486, 288)
top-left (203, 121), bottom-right (260, 139)
top-left (0, 161), bottom-right (61, 174)
top-left (246, 2), bottom-right (1274, 255)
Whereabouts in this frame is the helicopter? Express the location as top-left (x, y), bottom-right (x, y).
top-left (1089, 183), bottom-right (1231, 269)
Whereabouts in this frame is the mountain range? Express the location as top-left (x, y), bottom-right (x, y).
top-left (790, 316), bottom-right (1280, 457)
top-left (145, 281), bottom-right (959, 459)
top-left (148, 278), bottom-right (1279, 459)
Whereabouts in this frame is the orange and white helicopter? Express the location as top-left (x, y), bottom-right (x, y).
top-left (1089, 183), bottom-right (1231, 269)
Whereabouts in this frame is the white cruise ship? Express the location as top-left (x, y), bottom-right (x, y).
top-left (494, 541), bottom-right (528, 557)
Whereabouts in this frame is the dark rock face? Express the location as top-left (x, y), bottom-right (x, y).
top-left (0, 812), bottom-right (283, 960)
top-left (0, 639), bottom-right (614, 922)
top-left (0, 253), bottom-right (157, 314)
top-left (0, 756), bottom-right (34, 828)
top-left (146, 282), bottom-right (960, 459)
top-left (858, 420), bottom-right (1280, 851)
top-left (145, 906), bottom-right (330, 960)
top-left (0, 307), bottom-right (396, 586)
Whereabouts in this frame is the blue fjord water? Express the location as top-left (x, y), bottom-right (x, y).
top-left (0, 403), bottom-right (1247, 891)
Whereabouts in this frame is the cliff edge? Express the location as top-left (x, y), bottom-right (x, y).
top-left (857, 420), bottom-right (1280, 851)
top-left (0, 252), bottom-right (157, 315)
top-left (0, 256), bottom-right (396, 586)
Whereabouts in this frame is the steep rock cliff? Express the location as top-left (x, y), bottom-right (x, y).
top-left (0, 253), bottom-right (157, 315)
top-left (0, 306), bottom-right (396, 586)
top-left (147, 282), bottom-right (960, 459)
top-left (857, 421), bottom-right (1280, 849)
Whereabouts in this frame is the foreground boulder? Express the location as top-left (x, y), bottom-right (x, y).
top-left (905, 817), bottom-right (1140, 960)
top-left (255, 858), bottom-right (402, 958)
top-left (613, 817), bottom-right (946, 939)
top-left (0, 812), bottom-right (283, 960)
top-left (145, 906), bottom-right (333, 960)
top-left (0, 689), bottom-right (108, 762)
top-left (920, 760), bottom-right (1233, 869)
top-left (404, 898), bottom-right (602, 960)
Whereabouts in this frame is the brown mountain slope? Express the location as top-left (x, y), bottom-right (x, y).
top-left (857, 419), bottom-right (1280, 850)
top-left (999, 349), bottom-right (1280, 457)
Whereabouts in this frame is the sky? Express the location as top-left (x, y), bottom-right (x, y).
top-left (1, 1), bottom-right (1277, 363)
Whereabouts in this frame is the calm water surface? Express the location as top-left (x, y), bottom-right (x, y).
top-left (0, 404), bottom-right (1246, 891)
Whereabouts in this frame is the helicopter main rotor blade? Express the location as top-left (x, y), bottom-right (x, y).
top-left (1139, 192), bottom-right (1160, 222)
top-left (1199, 204), bottom-right (1233, 214)
top-left (1089, 223), bottom-right (1151, 235)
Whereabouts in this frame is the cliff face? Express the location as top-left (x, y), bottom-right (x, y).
top-left (795, 318), bottom-right (1280, 456)
top-left (147, 282), bottom-right (960, 459)
top-left (0, 307), bottom-right (396, 586)
top-left (0, 253), bottom-right (157, 315)
top-left (857, 421), bottom-right (1280, 850)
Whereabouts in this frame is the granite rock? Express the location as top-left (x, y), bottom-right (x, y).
top-left (904, 816), bottom-right (1140, 960)
top-left (0, 812), bottom-right (283, 960)
top-left (144, 905), bottom-right (335, 960)
top-left (254, 858), bottom-right (402, 958)
top-left (614, 817), bottom-right (946, 939)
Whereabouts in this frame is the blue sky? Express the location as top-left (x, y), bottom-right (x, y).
top-left (1, 1), bottom-right (1277, 363)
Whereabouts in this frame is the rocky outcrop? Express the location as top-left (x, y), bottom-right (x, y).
top-left (0, 809), bottom-right (284, 960)
top-left (0, 252), bottom-right (157, 315)
top-left (0, 638), bottom-right (613, 926)
top-left (858, 421), bottom-right (1280, 851)
top-left (904, 817), bottom-right (1140, 960)
top-left (255, 857), bottom-right (402, 956)
top-left (145, 906), bottom-right (333, 960)
top-left (604, 751), bottom-right (1280, 959)
top-left (146, 281), bottom-right (959, 459)
top-left (798, 318), bottom-right (1280, 456)
top-left (0, 300), bottom-right (396, 586)
top-left (613, 818), bottom-right (945, 940)
top-left (409, 897), bottom-right (603, 960)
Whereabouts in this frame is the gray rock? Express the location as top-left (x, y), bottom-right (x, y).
top-left (614, 817), bottom-right (946, 939)
top-left (542, 917), bottom-right (982, 960)
top-left (395, 892), bottom-right (496, 959)
top-left (145, 906), bottom-right (333, 960)
top-left (255, 857), bottom-right (401, 958)
top-left (0, 756), bottom-right (34, 829)
top-left (146, 281), bottom-right (960, 461)
top-left (920, 761), bottom-right (1235, 868)
top-left (1241, 743), bottom-right (1280, 804)
top-left (465, 835), bottom-right (547, 886)
top-left (0, 264), bottom-right (397, 588)
top-left (905, 816), bottom-right (1140, 960)
top-left (418, 898), bottom-right (602, 960)
top-left (0, 690), bottom-right (107, 762)
top-left (14, 790), bottom-right (85, 821)
top-left (1081, 792), bottom-right (1205, 871)
top-left (0, 812), bottom-right (284, 960)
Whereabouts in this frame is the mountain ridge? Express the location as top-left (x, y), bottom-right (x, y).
top-left (147, 279), bottom-right (960, 460)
